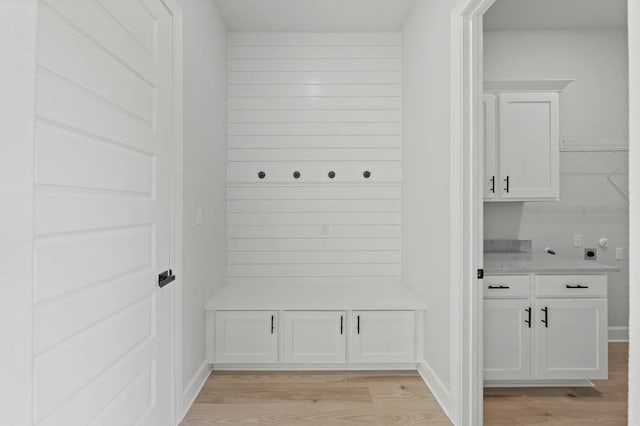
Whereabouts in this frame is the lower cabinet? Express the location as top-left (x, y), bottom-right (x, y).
top-left (215, 311), bottom-right (278, 364)
top-left (484, 299), bottom-right (531, 381)
top-left (282, 311), bottom-right (346, 363)
top-left (350, 311), bottom-right (415, 363)
top-left (214, 310), bottom-right (416, 365)
top-left (534, 298), bottom-right (608, 380)
top-left (484, 274), bottom-right (608, 385)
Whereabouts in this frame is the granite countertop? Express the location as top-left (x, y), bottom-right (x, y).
top-left (484, 252), bottom-right (619, 274)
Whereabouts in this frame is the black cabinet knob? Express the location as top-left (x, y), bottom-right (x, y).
top-left (328, 171), bottom-right (336, 179)
top-left (293, 171), bottom-right (301, 179)
top-left (363, 170), bottom-right (371, 179)
top-left (258, 171), bottom-right (266, 179)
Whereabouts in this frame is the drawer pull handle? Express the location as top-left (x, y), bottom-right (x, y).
top-left (271, 315), bottom-right (274, 334)
top-left (488, 285), bottom-right (510, 289)
top-left (541, 307), bottom-right (548, 328)
top-left (566, 284), bottom-right (589, 289)
top-left (525, 307), bottom-right (531, 328)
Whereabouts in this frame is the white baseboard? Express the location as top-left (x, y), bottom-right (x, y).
top-left (181, 361), bottom-right (212, 421)
top-left (417, 357), bottom-right (451, 421)
top-left (609, 326), bottom-right (629, 342)
top-left (213, 362), bottom-right (417, 371)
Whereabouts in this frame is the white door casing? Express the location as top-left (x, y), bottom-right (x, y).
top-left (32, 1), bottom-right (176, 424)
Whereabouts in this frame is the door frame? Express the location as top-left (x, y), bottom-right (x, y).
top-left (161, 0), bottom-right (185, 423)
top-left (449, 0), bottom-right (496, 424)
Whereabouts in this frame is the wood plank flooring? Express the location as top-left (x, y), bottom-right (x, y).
top-left (181, 371), bottom-right (451, 425)
top-left (182, 343), bottom-right (627, 425)
top-left (484, 342), bottom-right (628, 425)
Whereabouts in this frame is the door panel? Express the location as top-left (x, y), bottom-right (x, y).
top-left (33, 1), bottom-right (174, 424)
top-left (483, 299), bottom-right (532, 381)
top-left (498, 92), bottom-right (559, 200)
top-left (215, 311), bottom-right (279, 363)
top-left (282, 311), bottom-right (346, 363)
top-left (350, 311), bottom-right (415, 363)
top-left (535, 299), bottom-right (608, 380)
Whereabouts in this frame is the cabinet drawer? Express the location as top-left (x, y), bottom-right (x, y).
top-left (484, 275), bottom-right (530, 298)
top-left (535, 275), bottom-right (607, 297)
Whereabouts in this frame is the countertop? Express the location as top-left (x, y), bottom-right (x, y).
top-left (484, 252), bottom-right (619, 274)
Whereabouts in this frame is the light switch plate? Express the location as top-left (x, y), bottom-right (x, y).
top-left (616, 247), bottom-right (624, 260)
top-left (573, 234), bottom-right (582, 247)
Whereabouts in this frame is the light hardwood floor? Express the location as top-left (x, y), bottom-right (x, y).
top-left (182, 343), bottom-right (627, 425)
top-left (181, 370), bottom-right (451, 425)
top-left (484, 342), bottom-right (628, 425)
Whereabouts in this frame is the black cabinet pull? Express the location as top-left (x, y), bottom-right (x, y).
top-left (541, 307), bottom-right (548, 328)
top-left (525, 307), bottom-right (531, 328)
top-left (490, 176), bottom-right (495, 193)
top-left (340, 315), bottom-right (344, 335)
top-left (566, 284), bottom-right (589, 289)
top-left (488, 285), bottom-right (510, 289)
top-left (357, 315), bottom-right (360, 334)
top-left (271, 315), bottom-right (274, 334)
top-left (504, 176), bottom-right (510, 193)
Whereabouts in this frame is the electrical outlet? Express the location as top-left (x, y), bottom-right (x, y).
top-left (616, 247), bottom-right (624, 260)
top-left (573, 234), bottom-right (582, 247)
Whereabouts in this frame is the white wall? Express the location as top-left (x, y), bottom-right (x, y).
top-left (0, 2), bottom-right (37, 424)
top-left (178, 0), bottom-right (227, 410)
top-left (483, 30), bottom-right (629, 335)
top-left (226, 33), bottom-right (402, 287)
top-left (403, 0), bottom-right (457, 412)
top-left (628, 1), bottom-right (639, 423)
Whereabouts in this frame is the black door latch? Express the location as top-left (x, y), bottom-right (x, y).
top-left (477, 269), bottom-right (484, 279)
top-left (158, 269), bottom-right (176, 288)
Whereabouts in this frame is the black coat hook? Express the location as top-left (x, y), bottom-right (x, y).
top-left (328, 171), bottom-right (336, 179)
top-left (293, 171), bottom-right (301, 179)
top-left (363, 170), bottom-right (371, 179)
top-left (258, 171), bottom-right (266, 179)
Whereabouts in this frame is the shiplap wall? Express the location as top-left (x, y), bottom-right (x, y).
top-left (227, 33), bottom-right (402, 286)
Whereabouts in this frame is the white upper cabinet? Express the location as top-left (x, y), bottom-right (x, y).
top-left (483, 94), bottom-right (498, 200)
top-left (498, 92), bottom-right (559, 200)
top-left (484, 81), bottom-right (571, 202)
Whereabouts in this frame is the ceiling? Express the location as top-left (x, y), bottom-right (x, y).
top-left (214, 0), bottom-right (418, 32)
top-left (484, 0), bottom-right (627, 31)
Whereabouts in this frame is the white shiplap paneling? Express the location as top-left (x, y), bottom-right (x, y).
top-left (228, 33), bottom-right (401, 285)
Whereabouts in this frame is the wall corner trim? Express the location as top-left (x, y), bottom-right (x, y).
top-left (181, 361), bottom-right (212, 422)
top-left (417, 357), bottom-right (453, 423)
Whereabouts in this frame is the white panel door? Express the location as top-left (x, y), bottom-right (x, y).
top-left (350, 311), bottom-right (415, 363)
top-left (483, 299), bottom-right (532, 381)
top-left (498, 92), bottom-right (559, 200)
top-left (282, 311), bottom-right (346, 363)
top-left (483, 94), bottom-right (498, 200)
top-left (215, 311), bottom-right (278, 363)
top-left (33, 1), bottom-right (174, 425)
top-left (535, 299), bottom-right (608, 380)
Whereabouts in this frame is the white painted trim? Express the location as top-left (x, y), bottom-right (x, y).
top-left (212, 363), bottom-right (418, 371)
top-left (484, 79), bottom-right (574, 92)
top-left (451, 0), bottom-right (497, 425)
top-left (180, 361), bottom-right (212, 421)
top-left (609, 326), bottom-right (630, 342)
top-left (484, 380), bottom-right (594, 388)
top-left (417, 358), bottom-right (452, 420)
top-left (160, 0), bottom-right (184, 424)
